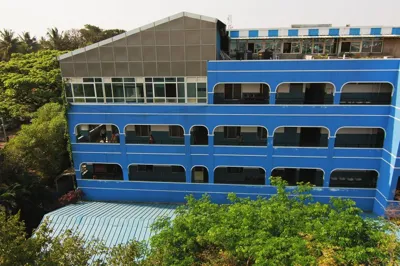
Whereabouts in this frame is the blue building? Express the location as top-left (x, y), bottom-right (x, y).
top-left (59, 12), bottom-right (400, 216)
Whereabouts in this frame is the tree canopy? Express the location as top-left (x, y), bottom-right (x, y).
top-left (3, 103), bottom-right (69, 180)
top-left (146, 178), bottom-right (400, 266)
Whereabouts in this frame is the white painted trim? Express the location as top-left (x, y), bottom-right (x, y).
top-left (69, 112), bottom-right (389, 118)
top-left (272, 155), bottom-right (327, 158)
top-left (214, 154), bottom-right (267, 157)
top-left (334, 147), bottom-right (382, 150)
top-left (190, 165), bottom-right (209, 172)
top-left (381, 158), bottom-right (397, 168)
top-left (127, 163), bottom-right (186, 171)
top-left (334, 126), bottom-right (387, 137)
top-left (208, 69), bottom-right (400, 73)
top-left (332, 156), bottom-right (382, 159)
top-left (383, 148), bottom-right (400, 159)
top-left (213, 165), bottom-right (266, 172)
top-left (73, 151), bottom-right (122, 154)
top-left (191, 154), bottom-right (209, 156)
top-left (125, 144), bottom-right (184, 147)
top-left (215, 145), bottom-right (267, 148)
top-left (72, 143), bottom-right (120, 145)
top-left (126, 152), bottom-right (185, 156)
top-left (274, 146), bottom-right (328, 149)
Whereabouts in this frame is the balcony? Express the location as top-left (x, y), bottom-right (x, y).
top-left (273, 127), bottom-right (329, 147)
top-left (76, 124), bottom-right (120, 143)
top-left (214, 126), bottom-right (267, 146)
top-left (275, 83), bottom-right (334, 105)
top-left (125, 125), bottom-right (184, 145)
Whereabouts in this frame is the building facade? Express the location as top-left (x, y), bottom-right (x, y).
top-left (59, 12), bottom-right (400, 215)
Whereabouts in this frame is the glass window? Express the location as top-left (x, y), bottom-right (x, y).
top-left (197, 83), bottom-right (206, 98)
top-left (124, 78), bottom-right (135, 82)
top-left (291, 42), bottom-right (300, 53)
top-left (254, 41), bottom-right (263, 53)
top-left (238, 40), bottom-right (247, 52)
top-left (145, 83), bottom-right (153, 103)
top-left (302, 40), bottom-right (312, 54)
top-left (104, 83), bottom-right (113, 103)
top-left (83, 78), bottom-right (94, 82)
top-left (313, 43), bottom-right (324, 54)
top-left (137, 84), bottom-right (144, 103)
top-left (372, 41), bottom-right (383, 53)
top-left (84, 84), bottom-right (95, 97)
top-left (73, 84), bottom-right (84, 97)
top-left (145, 78), bottom-right (152, 82)
top-left (177, 77), bottom-right (184, 82)
top-left (95, 83), bottom-right (104, 103)
top-left (169, 126), bottom-right (183, 137)
top-left (112, 78), bottom-right (123, 82)
top-left (187, 83), bottom-right (196, 103)
top-left (112, 83), bottom-right (124, 102)
top-left (154, 83), bottom-right (165, 97)
top-left (125, 83), bottom-right (136, 103)
top-left (325, 39), bottom-right (336, 54)
top-left (135, 125), bottom-right (150, 137)
top-left (350, 42), bottom-right (361, 53)
top-left (65, 83), bottom-right (73, 97)
top-left (283, 42), bottom-right (291, 53)
top-left (94, 78), bottom-right (102, 82)
top-left (153, 78), bottom-right (164, 82)
top-left (178, 83), bottom-right (185, 103)
top-left (165, 78), bottom-right (176, 82)
top-left (362, 41), bottom-right (372, 52)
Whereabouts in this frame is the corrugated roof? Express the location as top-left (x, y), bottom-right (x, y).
top-left (41, 201), bottom-right (179, 247)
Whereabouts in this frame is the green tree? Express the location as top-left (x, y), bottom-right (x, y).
top-left (18, 32), bottom-right (40, 53)
top-left (0, 49), bottom-right (63, 127)
top-left (0, 29), bottom-right (19, 61)
top-left (147, 177), bottom-right (400, 266)
top-left (41, 28), bottom-right (65, 50)
top-left (0, 207), bottom-right (146, 265)
top-left (4, 103), bottom-right (70, 180)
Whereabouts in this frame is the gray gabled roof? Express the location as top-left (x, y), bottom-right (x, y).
top-left (58, 12), bottom-right (222, 61)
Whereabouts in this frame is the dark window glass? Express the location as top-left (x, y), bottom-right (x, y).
top-left (153, 78), bottom-right (164, 82)
top-left (112, 78), bottom-right (123, 82)
top-left (145, 78), bottom-right (152, 82)
top-left (177, 77), bottom-right (184, 82)
top-left (112, 83), bottom-right (124, 102)
top-left (165, 78), bottom-right (176, 82)
top-left (94, 78), bottom-right (102, 82)
top-left (154, 84), bottom-right (165, 97)
top-left (372, 41), bottom-right (383, 53)
top-left (197, 83), bottom-right (207, 97)
top-left (73, 84), bottom-right (84, 97)
top-left (125, 83), bottom-right (136, 102)
top-left (84, 84), bottom-right (95, 97)
top-left (124, 78), bottom-right (135, 82)
top-left (137, 84), bottom-right (144, 103)
top-left (135, 125), bottom-right (150, 136)
top-left (83, 78), bottom-right (94, 82)
top-left (65, 83), bottom-right (73, 97)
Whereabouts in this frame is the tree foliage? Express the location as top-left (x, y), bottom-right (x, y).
top-left (3, 103), bottom-right (70, 179)
top-left (0, 208), bottom-right (146, 266)
top-left (0, 50), bottom-right (63, 127)
top-left (0, 29), bottom-right (19, 61)
top-left (146, 177), bottom-right (400, 266)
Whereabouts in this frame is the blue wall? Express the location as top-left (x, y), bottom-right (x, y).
top-left (68, 59), bottom-right (400, 215)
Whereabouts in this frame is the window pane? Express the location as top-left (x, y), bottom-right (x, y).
top-left (105, 83), bottom-right (112, 97)
top-left (145, 78), bottom-right (152, 82)
top-left (178, 83), bottom-right (185, 98)
top-left (83, 78), bottom-right (94, 82)
top-left (165, 78), bottom-right (176, 82)
top-left (112, 83), bottom-right (124, 102)
top-left (302, 40), bottom-right (312, 54)
top-left (95, 83), bottom-right (104, 102)
top-left (94, 78), bottom-right (102, 82)
top-left (325, 39), bottom-right (336, 54)
top-left (153, 78), bottom-right (164, 82)
top-left (372, 41), bottom-right (383, 53)
top-left (313, 43), bottom-right (324, 54)
top-left (112, 78), bottom-right (123, 82)
top-left (125, 83), bottom-right (136, 102)
top-left (187, 83), bottom-right (196, 97)
top-left (65, 83), bottom-right (73, 97)
top-left (198, 98), bottom-right (207, 103)
top-left (73, 84), bottom-right (84, 97)
top-left (137, 84), bottom-right (144, 103)
top-left (124, 78), bottom-right (135, 82)
top-left (154, 83), bottom-right (165, 97)
top-left (84, 84), bottom-right (95, 97)
top-left (362, 41), bottom-right (372, 52)
top-left (177, 78), bottom-right (184, 82)
top-left (197, 83), bottom-right (206, 97)
top-left (350, 42), bottom-right (360, 53)
top-left (145, 83), bottom-right (153, 102)
top-left (291, 43), bottom-right (300, 53)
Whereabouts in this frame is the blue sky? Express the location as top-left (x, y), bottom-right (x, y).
top-left (1, 0), bottom-right (399, 37)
